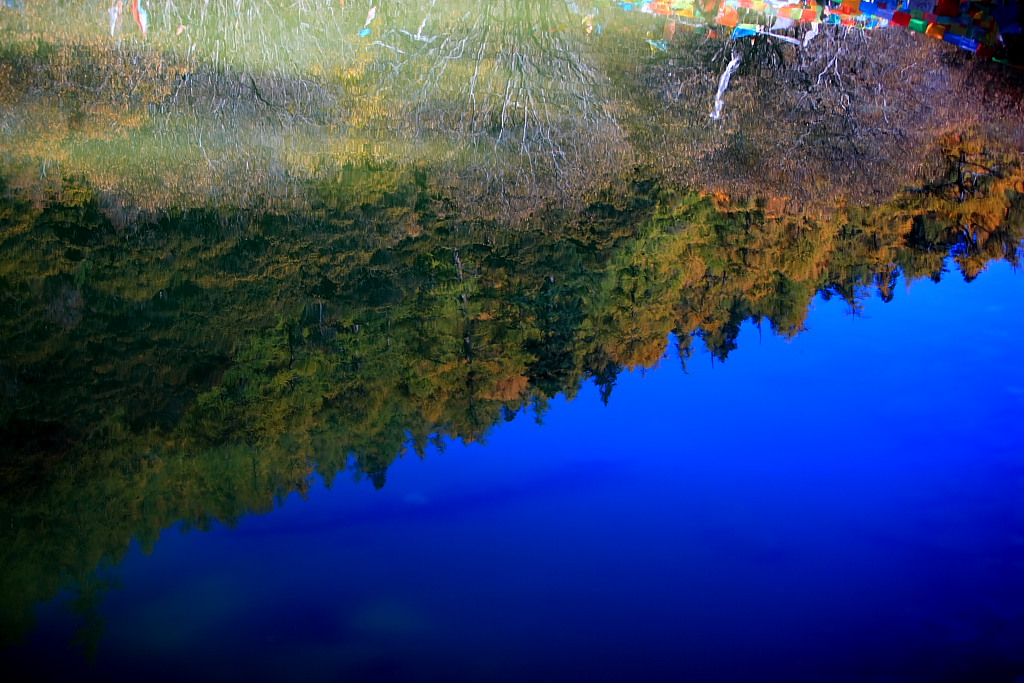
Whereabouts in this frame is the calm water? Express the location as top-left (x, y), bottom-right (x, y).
top-left (3, 2), bottom-right (1024, 681)
top-left (3, 259), bottom-right (1023, 683)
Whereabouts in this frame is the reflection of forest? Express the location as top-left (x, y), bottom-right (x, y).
top-left (2, 151), bottom-right (1023, 649)
top-left (2, 0), bottom-right (1024, 656)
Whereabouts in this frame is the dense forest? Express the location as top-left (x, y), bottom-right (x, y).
top-left (1, 0), bottom-right (1023, 657)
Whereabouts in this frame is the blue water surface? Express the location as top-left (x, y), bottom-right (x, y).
top-left (9, 261), bottom-right (1024, 683)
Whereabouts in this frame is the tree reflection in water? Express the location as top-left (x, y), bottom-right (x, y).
top-left (0, 0), bottom-right (1022, 672)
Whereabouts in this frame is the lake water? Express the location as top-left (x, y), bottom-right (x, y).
top-left (3, 2), bottom-right (1024, 681)
top-left (4, 258), bottom-right (1022, 683)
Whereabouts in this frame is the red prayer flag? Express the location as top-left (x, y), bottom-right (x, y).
top-left (130, 0), bottom-right (147, 36)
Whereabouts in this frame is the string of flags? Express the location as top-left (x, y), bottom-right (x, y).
top-left (605, 0), bottom-right (1022, 64)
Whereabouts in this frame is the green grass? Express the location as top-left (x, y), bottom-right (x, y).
top-left (0, 1), bottom-right (658, 211)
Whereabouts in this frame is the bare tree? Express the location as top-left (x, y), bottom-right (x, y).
top-left (361, 0), bottom-right (632, 213)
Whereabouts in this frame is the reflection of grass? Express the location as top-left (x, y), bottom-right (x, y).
top-left (1, 1), bottom-right (640, 211)
top-left (0, 94), bottom-right (534, 213)
top-left (5, 0), bottom-right (364, 76)
top-left (5, 1), bottom-right (1021, 213)
top-left (6, 1), bottom-right (611, 82)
